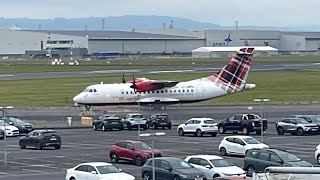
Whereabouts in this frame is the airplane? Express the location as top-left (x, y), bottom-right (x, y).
top-left (73, 47), bottom-right (256, 109)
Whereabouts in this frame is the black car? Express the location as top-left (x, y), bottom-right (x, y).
top-left (92, 114), bottom-right (123, 131)
top-left (142, 157), bottom-right (206, 180)
top-left (244, 148), bottom-right (313, 176)
top-left (147, 113), bottom-right (172, 130)
top-left (19, 130), bottom-right (62, 150)
top-left (1, 116), bottom-right (33, 134)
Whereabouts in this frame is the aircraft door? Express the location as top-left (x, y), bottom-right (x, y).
top-left (197, 84), bottom-right (204, 100)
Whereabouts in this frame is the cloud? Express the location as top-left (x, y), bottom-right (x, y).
top-left (0, 0), bottom-right (318, 26)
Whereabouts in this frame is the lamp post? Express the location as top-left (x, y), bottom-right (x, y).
top-left (137, 94), bottom-right (141, 140)
top-left (254, 99), bottom-right (269, 143)
top-left (140, 132), bottom-right (165, 180)
top-left (0, 106), bottom-right (14, 167)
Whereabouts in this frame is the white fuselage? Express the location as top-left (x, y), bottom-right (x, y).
top-left (73, 77), bottom-right (229, 105)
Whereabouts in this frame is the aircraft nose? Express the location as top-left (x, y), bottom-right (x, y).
top-left (73, 93), bottom-right (82, 103)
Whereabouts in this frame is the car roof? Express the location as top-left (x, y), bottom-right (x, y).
top-left (152, 113), bottom-right (168, 115)
top-left (282, 117), bottom-right (306, 121)
top-left (291, 115), bottom-right (316, 117)
top-left (153, 157), bottom-right (182, 161)
top-left (223, 135), bottom-right (253, 139)
top-left (117, 140), bottom-right (143, 144)
top-left (187, 155), bottom-right (223, 160)
top-left (33, 129), bottom-right (56, 133)
top-left (189, 117), bottom-right (214, 121)
top-left (128, 113), bottom-right (142, 115)
top-left (78, 162), bottom-right (112, 167)
top-left (252, 148), bottom-right (288, 154)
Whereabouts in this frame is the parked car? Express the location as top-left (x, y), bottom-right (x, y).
top-left (315, 144), bottom-right (320, 164)
top-left (121, 113), bottom-right (148, 130)
top-left (109, 140), bottom-right (162, 166)
top-left (141, 157), bottom-right (207, 180)
top-left (290, 115), bottom-right (320, 134)
top-left (147, 113), bottom-right (172, 130)
top-left (0, 129), bottom-right (4, 139)
top-left (92, 114), bottom-right (123, 131)
top-left (0, 119), bottom-right (19, 137)
top-left (275, 117), bottom-right (318, 136)
top-left (219, 136), bottom-right (269, 156)
top-left (244, 148), bottom-right (313, 176)
top-left (177, 117), bottom-right (218, 137)
top-left (19, 129), bottom-right (62, 150)
top-left (0, 116), bottom-right (33, 134)
top-left (218, 114), bottom-right (268, 135)
top-left (185, 155), bottom-right (246, 179)
top-left (66, 162), bottom-right (135, 180)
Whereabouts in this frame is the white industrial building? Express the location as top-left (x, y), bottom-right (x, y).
top-left (0, 28), bottom-right (318, 58)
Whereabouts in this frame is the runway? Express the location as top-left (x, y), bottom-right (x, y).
top-left (0, 127), bottom-right (319, 180)
top-left (0, 62), bottom-right (319, 80)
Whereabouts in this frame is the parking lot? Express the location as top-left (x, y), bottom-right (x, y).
top-left (0, 126), bottom-right (319, 180)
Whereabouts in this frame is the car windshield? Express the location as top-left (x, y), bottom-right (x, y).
top-left (135, 142), bottom-right (151, 150)
top-left (169, 159), bottom-right (193, 169)
top-left (242, 137), bottom-right (260, 144)
top-left (310, 116), bottom-right (320, 122)
top-left (41, 131), bottom-right (57, 136)
top-left (204, 120), bottom-right (215, 124)
top-left (8, 117), bottom-right (25, 124)
top-left (278, 152), bottom-right (301, 162)
top-left (210, 159), bottom-right (233, 167)
top-left (132, 114), bottom-right (143, 118)
top-left (0, 120), bottom-right (10, 126)
top-left (157, 115), bottom-right (168, 119)
top-left (96, 165), bottom-right (120, 174)
top-left (296, 119), bottom-right (308, 123)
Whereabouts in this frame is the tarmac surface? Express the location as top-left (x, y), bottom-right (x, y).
top-left (0, 62), bottom-right (319, 80)
top-left (0, 126), bottom-right (319, 180)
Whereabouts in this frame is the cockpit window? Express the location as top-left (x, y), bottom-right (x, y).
top-left (89, 89), bottom-right (93, 92)
top-left (94, 89), bottom-right (97, 92)
top-left (83, 88), bottom-right (89, 92)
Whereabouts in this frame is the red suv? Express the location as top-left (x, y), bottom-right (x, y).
top-left (109, 140), bottom-right (163, 166)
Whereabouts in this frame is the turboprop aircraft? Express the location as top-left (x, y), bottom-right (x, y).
top-left (73, 47), bottom-right (256, 109)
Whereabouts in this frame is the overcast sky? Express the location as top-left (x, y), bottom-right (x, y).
top-left (0, 0), bottom-right (318, 26)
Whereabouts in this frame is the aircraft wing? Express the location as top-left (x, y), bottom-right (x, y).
top-left (151, 80), bottom-right (179, 88)
top-left (138, 97), bottom-right (180, 103)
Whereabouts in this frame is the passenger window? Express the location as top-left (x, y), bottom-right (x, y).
top-left (121, 92), bottom-right (124, 94)
top-left (126, 143), bottom-right (134, 150)
top-left (174, 90), bottom-right (176, 93)
top-left (33, 132), bottom-right (39, 136)
top-left (130, 91), bottom-right (133, 94)
top-left (234, 115), bottom-right (242, 120)
top-left (169, 90), bottom-right (172, 93)
top-left (87, 165), bottom-right (97, 173)
top-left (234, 138), bottom-right (245, 145)
top-left (187, 89), bottom-right (189, 92)
top-left (199, 159), bottom-right (210, 166)
top-left (249, 150), bottom-right (260, 158)
top-left (165, 90), bottom-right (168, 93)
top-left (157, 91), bottom-right (159, 93)
top-left (226, 138), bottom-right (234, 143)
top-left (182, 90), bottom-right (185, 93)
top-left (194, 120), bottom-right (201, 124)
top-left (161, 90), bottom-right (164, 93)
top-left (178, 90), bottom-right (181, 93)
top-left (191, 89), bottom-right (194, 92)
top-left (126, 91), bottom-right (128, 94)
top-left (259, 152), bottom-right (270, 161)
top-left (75, 165), bottom-right (88, 172)
top-left (227, 115), bottom-right (235, 121)
top-left (271, 154), bottom-right (282, 163)
top-left (89, 89), bottom-right (93, 92)
top-left (290, 120), bottom-right (297, 124)
top-left (283, 119), bottom-right (290, 123)
top-left (243, 116), bottom-right (248, 120)
top-left (160, 160), bottom-right (170, 170)
top-left (188, 158), bottom-right (200, 165)
top-left (185, 120), bottom-right (193, 125)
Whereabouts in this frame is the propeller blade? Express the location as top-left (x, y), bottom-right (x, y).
top-left (132, 74), bottom-right (137, 93)
top-left (122, 73), bottom-right (125, 83)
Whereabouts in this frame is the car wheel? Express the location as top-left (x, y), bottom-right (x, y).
top-left (172, 175), bottom-right (180, 180)
top-left (213, 174), bottom-right (220, 178)
top-left (36, 142), bottom-right (43, 150)
top-left (110, 153), bottom-right (119, 163)
top-left (135, 156), bottom-right (143, 166)
top-left (93, 124), bottom-right (97, 130)
top-left (102, 125), bottom-right (106, 131)
top-left (297, 128), bottom-right (304, 136)
top-left (196, 129), bottom-right (203, 137)
top-left (219, 126), bottom-right (226, 134)
top-left (153, 123), bottom-right (158, 130)
top-left (277, 127), bottom-right (284, 135)
top-left (118, 126), bottom-right (123, 131)
top-left (143, 172), bottom-right (151, 180)
top-left (247, 165), bottom-right (254, 177)
top-left (242, 127), bottom-right (249, 135)
top-left (220, 147), bottom-right (227, 156)
top-left (54, 145), bottom-right (61, 150)
top-left (69, 177), bottom-right (75, 180)
top-left (127, 123), bottom-right (132, 130)
top-left (19, 141), bottom-right (26, 149)
top-left (256, 130), bottom-right (262, 135)
top-left (211, 132), bottom-right (217, 137)
top-left (178, 128), bottom-right (184, 136)
top-left (317, 155), bottom-right (320, 164)
top-left (168, 124), bottom-right (172, 130)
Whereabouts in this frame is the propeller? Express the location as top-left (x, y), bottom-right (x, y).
top-left (122, 73), bottom-right (126, 83)
top-left (130, 74), bottom-right (137, 93)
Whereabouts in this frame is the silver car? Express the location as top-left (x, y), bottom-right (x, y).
top-left (276, 117), bottom-right (318, 136)
top-left (121, 113), bottom-right (148, 130)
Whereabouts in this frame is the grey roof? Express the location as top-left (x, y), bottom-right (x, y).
top-left (282, 31), bottom-right (320, 39)
top-left (25, 30), bottom-right (200, 39)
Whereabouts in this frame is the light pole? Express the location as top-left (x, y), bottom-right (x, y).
top-left (0, 106), bottom-right (14, 167)
top-left (140, 132), bottom-right (165, 180)
top-left (137, 94), bottom-right (141, 140)
top-left (254, 99), bottom-right (269, 143)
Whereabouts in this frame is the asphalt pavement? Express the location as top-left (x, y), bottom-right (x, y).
top-left (0, 126), bottom-right (319, 180)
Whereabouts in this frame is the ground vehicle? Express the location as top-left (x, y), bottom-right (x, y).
top-left (0, 116), bottom-right (33, 134)
top-left (290, 115), bottom-right (320, 134)
top-left (121, 113), bottom-right (148, 130)
top-left (276, 117), bottom-right (318, 136)
top-left (315, 144), bottom-right (320, 164)
top-left (19, 129), bottom-right (62, 150)
top-left (92, 114), bottom-right (123, 131)
top-left (185, 155), bottom-right (246, 179)
top-left (177, 118), bottom-right (218, 137)
top-left (66, 162), bottom-right (135, 180)
top-left (109, 140), bottom-right (162, 166)
top-left (244, 148), bottom-right (313, 176)
top-left (0, 129), bottom-right (4, 139)
top-left (219, 136), bottom-right (269, 156)
top-left (218, 114), bottom-right (268, 135)
top-left (147, 113), bottom-right (172, 130)
top-left (0, 119), bottom-right (19, 137)
top-left (142, 157), bottom-right (206, 180)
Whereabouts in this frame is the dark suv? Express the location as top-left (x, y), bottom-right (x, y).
top-left (109, 140), bottom-right (163, 166)
top-left (1, 116), bottom-right (33, 134)
top-left (147, 113), bottom-right (172, 130)
top-left (19, 129), bottom-right (62, 150)
top-left (244, 148), bottom-right (312, 176)
top-left (92, 114), bottom-right (123, 131)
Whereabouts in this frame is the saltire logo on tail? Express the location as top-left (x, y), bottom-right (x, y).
top-left (207, 48), bottom-right (254, 93)
top-left (224, 33), bottom-right (232, 46)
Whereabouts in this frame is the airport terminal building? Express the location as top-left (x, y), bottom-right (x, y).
top-left (0, 28), bottom-right (319, 58)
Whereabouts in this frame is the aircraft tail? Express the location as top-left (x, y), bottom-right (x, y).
top-left (207, 47), bottom-right (254, 93)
